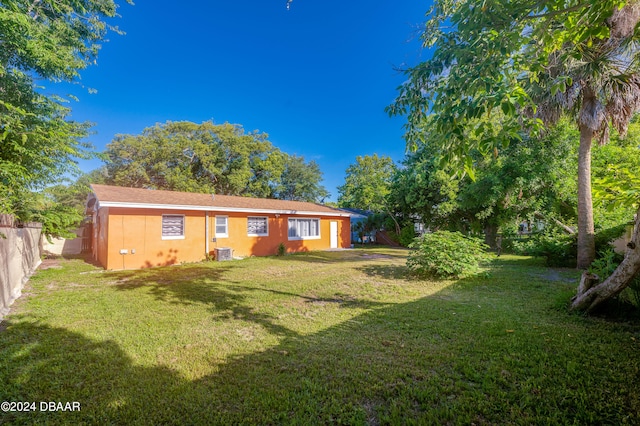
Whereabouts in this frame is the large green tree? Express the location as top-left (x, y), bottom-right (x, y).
top-left (591, 118), bottom-right (640, 228)
top-left (338, 154), bottom-right (398, 233)
top-left (106, 121), bottom-right (272, 195)
top-left (389, 0), bottom-right (640, 272)
top-left (390, 121), bottom-right (578, 244)
top-left (46, 168), bottom-right (109, 214)
top-left (0, 0), bottom-right (128, 224)
top-left (337, 154), bottom-right (396, 211)
top-left (388, 146), bottom-right (461, 232)
top-left (105, 121), bottom-right (329, 202)
top-left (273, 154), bottom-right (329, 202)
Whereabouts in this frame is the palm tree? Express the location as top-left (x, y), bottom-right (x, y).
top-left (530, 1), bottom-right (640, 273)
top-left (530, 1), bottom-right (640, 311)
top-left (389, 0), bottom-right (640, 311)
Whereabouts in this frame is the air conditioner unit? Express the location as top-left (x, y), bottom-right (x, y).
top-left (215, 247), bottom-right (233, 261)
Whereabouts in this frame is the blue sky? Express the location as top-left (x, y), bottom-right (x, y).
top-left (63, 0), bottom-right (428, 201)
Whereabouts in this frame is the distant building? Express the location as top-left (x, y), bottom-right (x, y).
top-left (339, 208), bottom-right (373, 244)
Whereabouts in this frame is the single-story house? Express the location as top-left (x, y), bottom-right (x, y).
top-left (86, 184), bottom-right (353, 270)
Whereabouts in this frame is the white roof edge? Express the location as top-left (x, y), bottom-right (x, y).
top-left (97, 201), bottom-right (353, 217)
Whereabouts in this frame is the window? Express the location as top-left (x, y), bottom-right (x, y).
top-left (162, 215), bottom-right (185, 239)
top-left (288, 218), bottom-right (320, 240)
top-left (215, 216), bottom-right (228, 238)
top-left (247, 216), bottom-right (268, 236)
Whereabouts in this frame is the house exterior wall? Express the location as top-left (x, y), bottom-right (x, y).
top-left (94, 207), bottom-right (350, 270)
top-left (211, 213), bottom-right (350, 258)
top-left (102, 208), bottom-right (206, 270)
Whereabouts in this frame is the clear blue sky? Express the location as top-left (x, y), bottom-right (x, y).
top-left (64, 0), bottom-right (428, 201)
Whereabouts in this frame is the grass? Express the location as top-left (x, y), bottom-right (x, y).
top-left (1, 248), bottom-right (639, 424)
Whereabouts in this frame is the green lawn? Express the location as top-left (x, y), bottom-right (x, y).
top-left (1, 248), bottom-right (639, 424)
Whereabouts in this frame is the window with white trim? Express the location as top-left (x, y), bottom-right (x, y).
top-left (247, 216), bottom-right (268, 236)
top-left (215, 216), bottom-right (228, 238)
top-left (288, 218), bottom-right (320, 240)
top-left (162, 215), bottom-right (185, 239)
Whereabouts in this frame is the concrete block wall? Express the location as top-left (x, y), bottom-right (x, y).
top-left (0, 222), bottom-right (42, 321)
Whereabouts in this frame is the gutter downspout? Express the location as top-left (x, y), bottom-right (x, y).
top-left (205, 211), bottom-right (209, 256)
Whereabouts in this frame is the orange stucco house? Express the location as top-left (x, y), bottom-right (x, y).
top-left (86, 184), bottom-right (353, 270)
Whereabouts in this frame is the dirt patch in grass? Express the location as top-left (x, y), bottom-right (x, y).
top-left (38, 258), bottom-right (63, 270)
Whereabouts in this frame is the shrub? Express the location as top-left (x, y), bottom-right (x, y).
top-left (628, 276), bottom-right (640, 309)
top-left (407, 231), bottom-right (490, 278)
top-left (277, 242), bottom-right (286, 256)
top-left (588, 249), bottom-right (622, 281)
top-left (512, 229), bottom-right (577, 267)
top-left (595, 223), bottom-right (630, 253)
top-left (497, 229), bottom-right (518, 254)
top-left (589, 248), bottom-right (640, 311)
top-left (398, 225), bottom-right (417, 247)
top-left (593, 223), bottom-right (639, 309)
top-left (512, 223), bottom-right (629, 268)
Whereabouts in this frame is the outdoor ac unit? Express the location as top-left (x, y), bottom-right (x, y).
top-left (215, 247), bottom-right (233, 261)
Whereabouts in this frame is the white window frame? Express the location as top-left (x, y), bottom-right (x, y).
top-left (215, 215), bottom-right (228, 238)
top-left (162, 214), bottom-right (185, 240)
top-left (247, 216), bottom-right (269, 237)
top-left (288, 218), bottom-right (321, 240)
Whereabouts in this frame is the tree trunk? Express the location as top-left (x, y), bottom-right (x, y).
top-left (484, 223), bottom-right (498, 249)
top-left (384, 208), bottom-right (401, 236)
top-left (571, 206), bottom-right (640, 312)
top-left (576, 272), bottom-right (599, 295)
top-left (576, 124), bottom-right (596, 269)
top-left (533, 212), bottom-right (575, 235)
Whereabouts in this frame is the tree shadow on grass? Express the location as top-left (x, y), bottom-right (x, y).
top-left (0, 320), bottom-right (214, 425)
top-left (108, 265), bottom-right (298, 339)
top-left (357, 264), bottom-right (414, 281)
top-left (3, 254), bottom-right (639, 424)
top-left (247, 286), bottom-right (388, 310)
top-left (273, 247), bottom-right (409, 265)
top-left (2, 296), bottom-right (639, 424)
top-left (107, 262), bottom-right (389, 336)
top-left (1, 275), bottom-right (639, 425)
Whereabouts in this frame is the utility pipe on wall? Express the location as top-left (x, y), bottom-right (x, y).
top-left (205, 211), bottom-right (209, 256)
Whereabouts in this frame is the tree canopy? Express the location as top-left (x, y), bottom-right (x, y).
top-left (0, 0), bottom-right (128, 229)
top-left (389, 0), bottom-right (640, 270)
top-left (337, 154), bottom-right (396, 211)
top-left (273, 154), bottom-right (329, 202)
top-left (104, 121), bottom-right (329, 203)
top-left (389, 120), bottom-right (578, 242)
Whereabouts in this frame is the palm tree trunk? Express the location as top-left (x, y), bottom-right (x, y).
top-left (576, 124), bottom-right (596, 269)
top-left (571, 205), bottom-right (640, 312)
